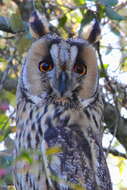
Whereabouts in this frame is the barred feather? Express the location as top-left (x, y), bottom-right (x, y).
top-left (14, 27), bottom-right (112, 190)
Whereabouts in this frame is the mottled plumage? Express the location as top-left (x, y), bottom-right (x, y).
top-left (13, 11), bottom-right (112, 190)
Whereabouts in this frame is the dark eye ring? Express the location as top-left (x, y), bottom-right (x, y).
top-left (38, 61), bottom-right (53, 72)
top-left (73, 64), bottom-right (87, 75)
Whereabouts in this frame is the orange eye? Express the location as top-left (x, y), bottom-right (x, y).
top-left (39, 62), bottom-right (53, 72)
top-left (73, 64), bottom-right (87, 75)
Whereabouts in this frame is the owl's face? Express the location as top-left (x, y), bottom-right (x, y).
top-left (21, 35), bottom-right (98, 107)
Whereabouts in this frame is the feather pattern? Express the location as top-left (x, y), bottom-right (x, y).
top-left (14, 33), bottom-right (112, 190)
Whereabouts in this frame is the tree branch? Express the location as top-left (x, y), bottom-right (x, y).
top-left (104, 102), bottom-right (127, 151)
top-left (0, 16), bottom-right (15, 33)
top-left (103, 147), bottom-right (127, 159)
top-left (96, 43), bottom-right (127, 151)
top-left (0, 0), bottom-right (35, 33)
top-left (12, 0), bottom-right (35, 21)
top-left (0, 71), bottom-right (17, 93)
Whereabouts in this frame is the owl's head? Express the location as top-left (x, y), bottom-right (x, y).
top-left (19, 11), bottom-right (100, 108)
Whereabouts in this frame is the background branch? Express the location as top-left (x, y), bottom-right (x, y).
top-left (0, 71), bottom-right (17, 93)
top-left (12, 0), bottom-right (35, 21)
top-left (103, 147), bottom-right (127, 159)
top-left (0, 16), bottom-right (15, 33)
top-left (104, 102), bottom-right (127, 151)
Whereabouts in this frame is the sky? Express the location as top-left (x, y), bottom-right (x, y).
top-left (101, 19), bottom-right (127, 189)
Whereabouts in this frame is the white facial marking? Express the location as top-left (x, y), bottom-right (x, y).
top-left (50, 44), bottom-right (59, 65)
top-left (22, 61), bottom-right (31, 91)
top-left (59, 41), bottom-right (70, 63)
top-left (70, 46), bottom-right (78, 64)
top-left (79, 97), bottom-right (96, 107)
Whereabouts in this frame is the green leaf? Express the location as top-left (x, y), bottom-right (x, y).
top-left (98, 0), bottom-right (118, 6)
top-left (4, 91), bottom-right (16, 106)
top-left (0, 58), bottom-right (8, 66)
top-left (46, 146), bottom-right (62, 156)
top-left (59, 15), bottom-right (67, 27)
top-left (117, 159), bottom-right (125, 176)
top-left (106, 7), bottom-right (125, 20)
top-left (10, 11), bottom-right (24, 32)
top-left (99, 64), bottom-right (108, 78)
top-left (73, 0), bottom-right (85, 5)
top-left (0, 117), bottom-right (12, 142)
top-left (16, 33), bottom-right (32, 54)
top-left (87, 0), bottom-right (118, 6)
top-left (0, 114), bottom-right (8, 127)
top-left (99, 70), bottom-right (106, 78)
top-left (111, 26), bottom-right (121, 36)
top-left (16, 150), bottom-right (33, 164)
top-left (121, 59), bottom-right (127, 71)
top-left (103, 64), bottom-right (109, 69)
top-left (97, 4), bottom-right (105, 18)
top-left (80, 10), bottom-right (94, 28)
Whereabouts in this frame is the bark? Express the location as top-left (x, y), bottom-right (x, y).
top-left (0, 16), bottom-right (15, 33)
top-left (12, 0), bottom-right (35, 21)
top-left (0, 71), bottom-right (17, 93)
top-left (104, 102), bottom-right (127, 151)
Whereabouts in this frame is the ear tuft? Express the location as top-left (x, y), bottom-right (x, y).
top-left (80, 20), bottom-right (101, 44)
top-left (29, 10), bottom-right (50, 39)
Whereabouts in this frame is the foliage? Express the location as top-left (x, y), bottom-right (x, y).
top-left (0, 0), bottom-right (127, 189)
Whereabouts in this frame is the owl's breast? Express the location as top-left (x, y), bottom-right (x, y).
top-left (42, 111), bottom-right (92, 189)
top-left (41, 105), bottom-right (112, 190)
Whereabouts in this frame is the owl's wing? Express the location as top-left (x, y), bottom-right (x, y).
top-left (14, 100), bottom-right (49, 190)
top-left (81, 125), bottom-right (112, 190)
top-left (81, 95), bottom-right (112, 190)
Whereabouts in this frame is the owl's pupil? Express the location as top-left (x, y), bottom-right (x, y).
top-left (43, 63), bottom-right (50, 70)
top-left (39, 61), bottom-right (53, 72)
top-left (74, 64), bottom-right (87, 75)
top-left (76, 65), bottom-right (83, 73)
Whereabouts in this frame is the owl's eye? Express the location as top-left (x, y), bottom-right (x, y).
top-left (73, 64), bottom-right (87, 75)
top-left (39, 61), bottom-right (53, 72)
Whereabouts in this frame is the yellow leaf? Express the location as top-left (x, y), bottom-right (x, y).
top-left (50, 174), bottom-right (85, 190)
top-left (46, 146), bottom-right (62, 155)
top-left (10, 9), bottom-right (24, 32)
top-left (11, 126), bottom-right (17, 133)
top-left (8, 185), bottom-right (16, 190)
top-left (16, 33), bottom-right (32, 55)
top-left (70, 183), bottom-right (85, 190)
top-left (117, 159), bottom-right (125, 176)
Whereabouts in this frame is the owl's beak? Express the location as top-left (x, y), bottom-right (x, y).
top-left (58, 71), bottom-right (69, 97)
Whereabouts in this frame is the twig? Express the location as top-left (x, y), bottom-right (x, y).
top-left (0, 16), bottom-right (16, 34)
top-left (97, 42), bottom-right (121, 156)
top-left (115, 1), bottom-right (127, 11)
top-left (100, 44), bottom-right (127, 52)
top-left (0, 64), bottom-right (11, 92)
top-left (0, 109), bottom-right (16, 131)
top-left (103, 147), bottom-right (127, 159)
top-left (97, 42), bottom-right (115, 94)
top-left (0, 35), bottom-right (15, 39)
top-left (0, 48), bottom-right (17, 92)
top-left (46, 0), bottom-right (87, 11)
top-left (12, 0), bottom-right (35, 21)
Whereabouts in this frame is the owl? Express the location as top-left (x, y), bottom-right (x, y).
top-left (13, 11), bottom-right (112, 190)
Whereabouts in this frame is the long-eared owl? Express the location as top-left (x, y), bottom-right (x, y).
top-left (13, 11), bottom-right (112, 190)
